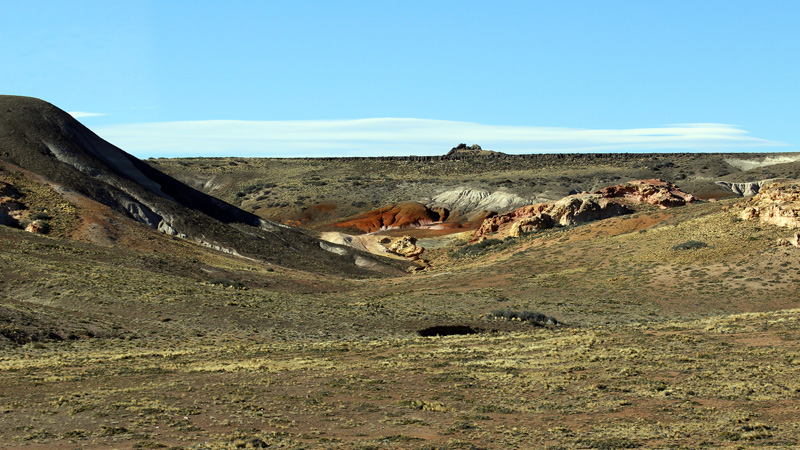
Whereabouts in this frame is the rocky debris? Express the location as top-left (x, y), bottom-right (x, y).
top-left (716, 179), bottom-right (782, 197)
top-left (333, 202), bottom-right (443, 233)
top-left (381, 235), bottom-right (425, 260)
top-left (595, 179), bottom-right (696, 208)
top-left (777, 233), bottom-right (800, 248)
top-left (509, 214), bottom-right (554, 237)
top-left (471, 193), bottom-right (632, 242)
top-left (740, 181), bottom-right (800, 229)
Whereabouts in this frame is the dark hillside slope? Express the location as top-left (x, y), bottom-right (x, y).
top-left (0, 95), bottom-right (403, 276)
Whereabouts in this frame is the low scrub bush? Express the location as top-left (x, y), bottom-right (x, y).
top-left (29, 211), bottom-right (51, 221)
top-left (671, 240), bottom-right (707, 250)
top-left (451, 238), bottom-right (515, 258)
top-left (209, 278), bottom-right (247, 290)
top-left (487, 309), bottom-right (558, 326)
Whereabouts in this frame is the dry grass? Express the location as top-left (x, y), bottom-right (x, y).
top-left (1, 310), bottom-right (799, 449)
top-left (3, 156), bottom-right (800, 448)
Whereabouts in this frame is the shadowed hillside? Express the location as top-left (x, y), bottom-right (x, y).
top-left (0, 95), bottom-right (410, 276)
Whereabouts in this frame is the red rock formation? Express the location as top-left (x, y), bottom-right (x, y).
top-left (740, 181), bottom-right (800, 229)
top-left (595, 179), bottom-right (696, 208)
top-left (333, 202), bottom-right (443, 233)
top-left (471, 194), bottom-right (631, 242)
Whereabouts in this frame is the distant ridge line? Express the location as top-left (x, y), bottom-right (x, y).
top-left (156, 152), bottom-right (775, 163)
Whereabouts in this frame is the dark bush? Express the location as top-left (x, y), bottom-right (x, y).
top-left (418, 325), bottom-right (479, 337)
top-left (451, 238), bottom-right (510, 258)
top-left (30, 212), bottom-right (51, 221)
top-left (487, 309), bottom-right (558, 326)
top-left (671, 240), bottom-right (707, 250)
top-left (34, 221), bottom-right (50, 234)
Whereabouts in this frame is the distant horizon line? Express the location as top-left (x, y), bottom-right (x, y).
top-left (140, 149), bottom-right (800, 160)
top-left (66, 116), bottom-right (792, 159)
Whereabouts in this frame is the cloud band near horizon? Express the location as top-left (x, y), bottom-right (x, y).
top-left (87, 118), bottom-right (789, 158)
top-left (69, 111), bottom-right (107, 118)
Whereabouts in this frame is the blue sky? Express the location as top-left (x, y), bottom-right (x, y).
top-left (2, 1), bottom-right (798, 157)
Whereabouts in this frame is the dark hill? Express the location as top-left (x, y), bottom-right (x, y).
top-left (0, 95), bottom-right (405, 276)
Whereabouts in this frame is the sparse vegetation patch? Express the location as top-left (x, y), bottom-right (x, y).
top-left (671, 240), bottom-right (708, 250)
top-left (208, 278), bottom-right (247, 290)
top-left (487, 309), bottom-right (559, 326)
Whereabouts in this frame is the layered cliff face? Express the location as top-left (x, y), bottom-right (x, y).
top-left (741, 181), bottom-right (800, 229)
top-left (715, 179), bottom-right (781, 197)
top-left (427, 188), bottom-right (535, 220)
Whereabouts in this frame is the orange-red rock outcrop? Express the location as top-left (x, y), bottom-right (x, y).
top-left (333, 202), bottom-right (444, 233)
top-left (595, 179), bottom-right (696, 208)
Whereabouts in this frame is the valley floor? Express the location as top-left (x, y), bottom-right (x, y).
top-left (2, 309), bottom-right (800, 449)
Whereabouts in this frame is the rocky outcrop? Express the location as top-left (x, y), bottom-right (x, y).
top-left (333, 202), bottom-right (443, 233)
top-left (319, 232), bottom-right (392, 257)
top-left (319, 232), bottom-right (427, 262)
top-left (24, 220), bottom-right (48, 234)
top-left (381, 235), bottom-right (425, 260)
top-left (471, 193), bottom-right (632, 242)
top-left (509, 214), bottom-right (555, 237)
top-left (595, 179), bottom-right (696, 208)
top-left (740, 181), bottom-right (800, 229)
top-left (777, 233), bottom-right (800, 248)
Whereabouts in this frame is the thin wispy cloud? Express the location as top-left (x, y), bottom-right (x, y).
top-left (69, 111), bottom-right (107, 118)
top-left (90, 119), bottom-right (789, 158)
